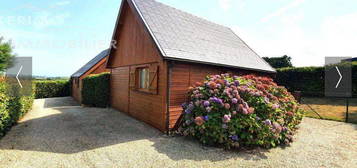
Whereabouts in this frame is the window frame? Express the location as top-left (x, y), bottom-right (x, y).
top-left (136, 67), bottom-right (150, 92)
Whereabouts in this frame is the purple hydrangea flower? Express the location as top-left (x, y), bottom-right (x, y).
top-left (203, 101), bottom-right (210, 107)
top-left (234, 80), bottom-right (240, 86)
top-left (231, 135), bottom-right (239, 141)
top-left (282, 127), bottom-right (288, 132)
top-left (184, 109), bottom-right (191, 114)
top-left (224, 80), bottom-right (230, 86)
top-left (217, 98), bottom-right (223, 105)
top-left (209, 97), bottom-right (218, 102)
top-left (264, 119), bottom-right (272, 126)
top-left (204, 116), bottom-right (209, 121)
top-left (188, 103), bottom-right (194, 110)
top-left (232, 98), bottom-right (238, 104)
top-left (216, 84), bottom-right (222, 88)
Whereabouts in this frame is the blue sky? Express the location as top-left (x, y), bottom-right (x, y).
top-left (1, 0), bottom-right (357, 77)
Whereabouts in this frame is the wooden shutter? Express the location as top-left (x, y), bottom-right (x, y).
top-left (129, 67), bottom-right (136, 90)
top-left (149, 64), bottom-right (159, 94)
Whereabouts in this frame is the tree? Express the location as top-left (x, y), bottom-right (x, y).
top-left (263, 55), bottom-right (293, 69)
top-left (0, 37), bottom-right (15, 72)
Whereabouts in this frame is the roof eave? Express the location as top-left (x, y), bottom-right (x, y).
top-left (163, 57), bottom-right (276, 74)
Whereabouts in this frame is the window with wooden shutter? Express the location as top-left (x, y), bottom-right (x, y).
top-left (129, 64), bottom-right (159, 94)
top-left (148, 64), bottom-right (159, 94)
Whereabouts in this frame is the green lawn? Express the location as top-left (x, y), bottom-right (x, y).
top-left (301, 97), bottom-right (357, 124)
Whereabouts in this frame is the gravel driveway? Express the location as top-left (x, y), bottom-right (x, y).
top-left (0, 97), bottom-right (356, 168)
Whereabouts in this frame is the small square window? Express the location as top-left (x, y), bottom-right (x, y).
top-left (138, 68), bottom-right (150, 89)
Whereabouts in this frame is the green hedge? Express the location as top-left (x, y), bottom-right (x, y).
top-left (276, 64), bottom-right (357, 97)
top-left (81, 72), bottom-right (110, 107)
top-left (34, 80), bottom-right (71, 99)
top-left (0, 82), bottom-right (33, 137)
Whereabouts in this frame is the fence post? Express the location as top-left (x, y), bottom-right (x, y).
top-left (346, 98), bottom-right (349, 122)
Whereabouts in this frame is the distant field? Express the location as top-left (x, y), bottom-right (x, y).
top-left (301, 97), bottom-right (357, 124)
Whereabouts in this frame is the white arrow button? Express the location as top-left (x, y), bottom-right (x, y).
top-left (16, 65), bottom-right (23, 88)
top-left (335, 66), bottom-right (342, 88)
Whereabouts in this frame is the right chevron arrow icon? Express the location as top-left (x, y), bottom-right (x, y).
top-left (335, 66), bottom-right (342, 88)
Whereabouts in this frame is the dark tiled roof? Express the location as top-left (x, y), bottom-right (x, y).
top-left (129, 0), bottom-right (275, 72)
top-left (71, 49), bottom-right (109, 78)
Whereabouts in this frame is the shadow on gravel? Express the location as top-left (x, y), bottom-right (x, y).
top-left (151, 137), bottom-right (270, 161)
top-left (44, 97), bottom-right (80, 108)
top-left (0, 97), bottom-right (272, 161)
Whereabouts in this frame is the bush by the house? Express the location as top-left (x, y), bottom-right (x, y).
top-left (34, 80), bottom-right (71, 99)
top-left (0, 82), bottom-right (33, 137)
top-left (263, 55), bottom-right (293, 69)
top-left (180, 74), bottom-right (304, 149)
top-left (81, 72), bottom-right (110, 108)
top-left (276, 64), bottom-right (357, 97)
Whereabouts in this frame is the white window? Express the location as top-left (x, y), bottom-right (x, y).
top-left (138, 68), bottom-right (149, 89)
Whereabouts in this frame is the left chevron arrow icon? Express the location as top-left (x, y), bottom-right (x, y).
top-left (16, 65), bottom-right (23, 88)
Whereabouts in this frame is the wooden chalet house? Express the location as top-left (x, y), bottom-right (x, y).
top-left (106, 0), bottom-right (276, 132)
top-left (71, 49), bottom-right (110, 102)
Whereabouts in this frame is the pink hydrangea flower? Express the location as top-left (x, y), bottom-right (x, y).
top-left (231, 98), bottom-right (238, 104)
top-left (194, 116), bottom-right (205, 126)
top-left (224, 103), bottom-right (231, 109)
top-left (223, 114), bottom-right (231, 123)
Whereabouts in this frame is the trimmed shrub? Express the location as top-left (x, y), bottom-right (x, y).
top-left (180, 74), bottom-right (304, 149)
top-left (34, 80), bottom-right (71, 99)
top-left (0, 81), bottom-right (33, 137)
top-left (81, 72), bottom-right (110, 107)
top-left (276, 64), bottom-right (357, 97)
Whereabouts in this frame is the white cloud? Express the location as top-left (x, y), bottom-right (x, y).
top-left (261, 0), bottom-right (305, 23)
top-left (33, 12), bottom-right (71, 29)
top-left (218, 0), bottom-right (232, 11)
top-left (53, 1), bottom-right (71, 7)
top-left (233, 11), bottom-right (357, 67)
top-left (320, 13), bottom-right (357, 57)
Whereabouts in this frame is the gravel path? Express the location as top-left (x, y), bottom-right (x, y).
top-left (0, 97), bottom-right (356, 168)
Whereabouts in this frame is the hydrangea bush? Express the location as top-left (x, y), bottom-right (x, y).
top-left (180, 74), bottom-right (304, 149)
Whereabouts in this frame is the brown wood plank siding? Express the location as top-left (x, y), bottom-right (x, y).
top-left (168, 62), bottom-right (269, 129)
top-left (109, 2), bottom-right (160, 68)
top-left (111, 67), bottom-right (130, 113)
top-left (71, 57), bottom-right (110, 103)
top-left (72, 79), bottom-right (81, 103)
top-left (168, 63), bottom-right (224, 128)
top-left (108, 3), bottom-right (168, 132)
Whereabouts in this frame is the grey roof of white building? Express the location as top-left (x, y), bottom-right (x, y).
top-left (71, 49), bottom-right (109, 78)
top-left (128, 0), bottom-right (275, 73)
